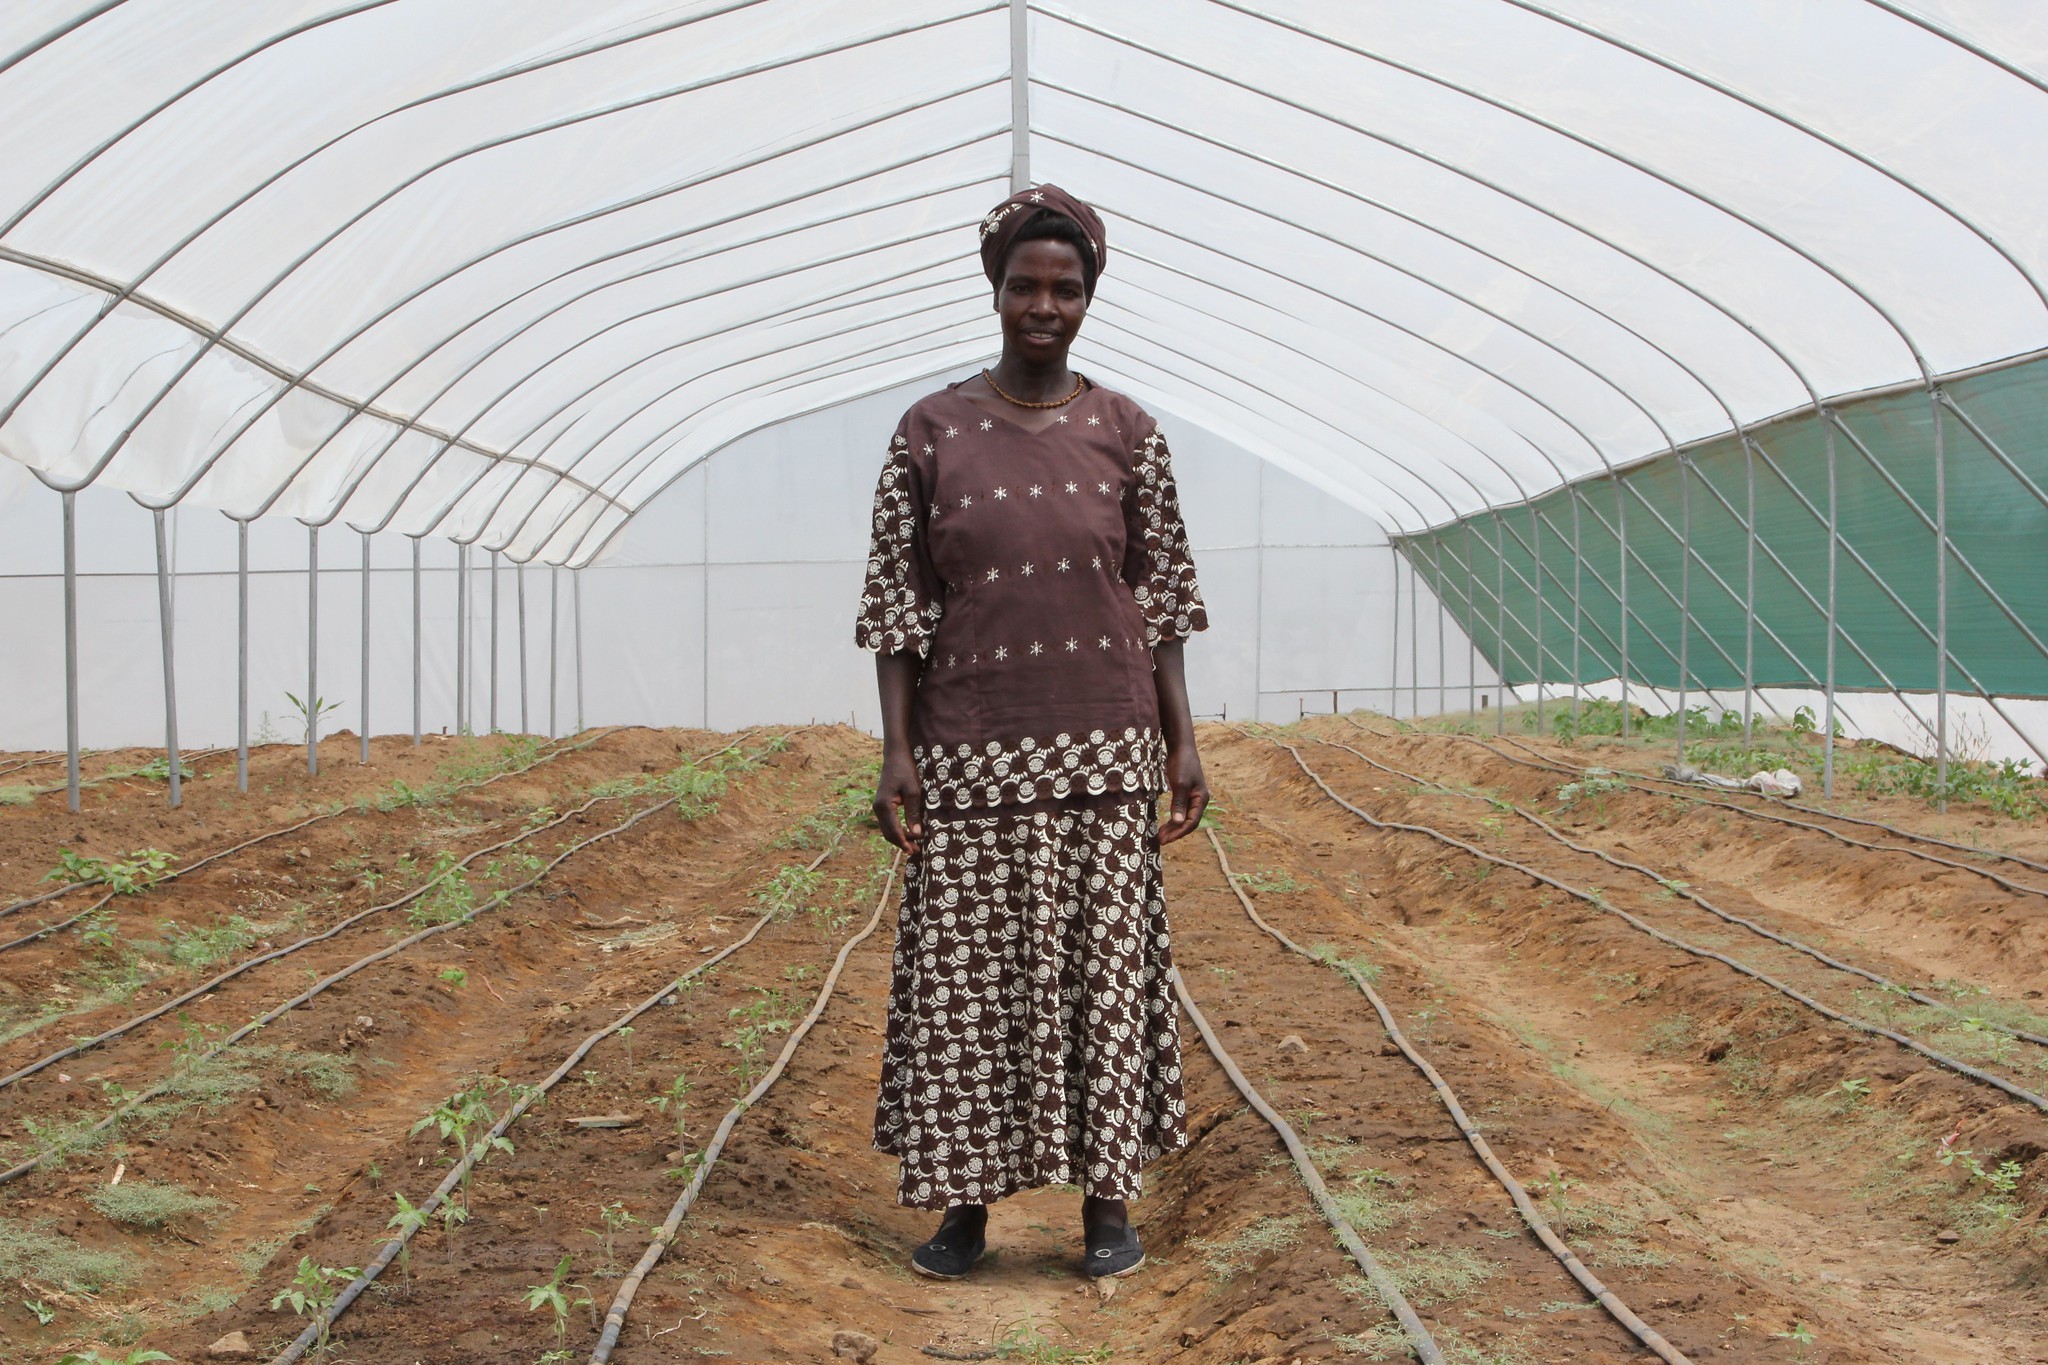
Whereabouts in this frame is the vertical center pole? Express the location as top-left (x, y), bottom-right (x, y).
top-left (549, 565), bottom-right (561, 739)
top-left (1823, 414), bottom-right (1838, 798)
top-left (1463, 521), bottom-right (1476, 722)
top-left (1407, 545), bottom-right (1419, 721)
top-left (1493, 513), bottom-right (1506, 736)
top-left (1677, 458), bottom-right (1691, 764)
top-left (1570, 488), bottom-right (1582, 732)
top-left (1615, 473), bottom-right (1631, 739)
top-left (307, 524), bottom-right (320, 776)
top-left (236, 518), bottom-right (249, 792)
top-left (488, 549), bottom-right (500, 735)
top-left (410, 537), bottom-right (422, 746)
top-left (152, 507), bottom-right (182, 809)
top-left (359, 530), bottom-right (371, 765)
top-left (1933, 388), bottom-right (1948, 811)
top-left (1433, 542), bottom-right (1445, 719)
top-left (62, 491), bottom-right (81, 813)
top-left (1389, 544), bottom-right (1401, 719)
top-left (454, 543), bottom-right (469, 735)
top-left (517, 559), bottom-right (530, 735)
top-left (1009, 0), bottom-right (1031, 192)
top-left (1743, 439), bottom-right (1757, 748)
top-left (574, 569), bottom-right (586, 733)
top-left (1531, 505), bottom-right (1544, 737)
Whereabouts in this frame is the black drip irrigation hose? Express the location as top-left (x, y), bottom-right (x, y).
top-left (1360, 720), bottom-right (2048, 902)
top-left (1267, 740), bottom-right (2048, 1117)
top-left (1489, 729), bottom-right (2048, 880)
top-left (1170, 961), bottom-right (1446, 1365)
top-left (586, 852), bottom-right (902, 1363)
top-left (0, 727), bottom-right (628, 924)
top-left (1202, 828), bottom-right (1693, 1363)
top-left (0, 762), bottom-right (756, 1189)
top-left (0, 736), bottom-right (757, 1094)
top-left (1315, 738), bottom-right (2048, 1053)
top-left (0, 745), bottom-right (236, 794)
top-left (268, 838), bottom-right (875, 1365)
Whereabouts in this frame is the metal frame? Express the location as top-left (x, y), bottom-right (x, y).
top-left (151, 506), bottom-right (181, 808)
top-left (305, 524), bottom-right (319, 775)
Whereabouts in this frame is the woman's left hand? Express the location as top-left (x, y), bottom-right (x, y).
top-left (1159, 743), bottom-right (1207, 845)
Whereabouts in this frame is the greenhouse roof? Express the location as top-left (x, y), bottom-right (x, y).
top-left (2, 0), bottom-right (2045, 566)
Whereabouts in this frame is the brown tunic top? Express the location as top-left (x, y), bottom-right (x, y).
top-left (856, 381), bottom-right (1208, 814)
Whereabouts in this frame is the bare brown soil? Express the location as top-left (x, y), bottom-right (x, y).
top-left (0, 717), bottom-right (2041, 1365)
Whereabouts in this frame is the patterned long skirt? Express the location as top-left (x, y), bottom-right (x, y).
top-left (873, 797), bottom-right (1186, 1210)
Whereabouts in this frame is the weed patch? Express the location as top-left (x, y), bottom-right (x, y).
top-left (87, 1179), bottom-right (226, 1228)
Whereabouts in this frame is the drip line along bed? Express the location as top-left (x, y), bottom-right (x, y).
top-left (2, 721), bottom-right (2043, 1363)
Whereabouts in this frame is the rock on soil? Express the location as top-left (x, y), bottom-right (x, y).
top-left (831, 1328), bottom-right (880, 1361)
top-left (206, 1330), bottom-right (255, 1358)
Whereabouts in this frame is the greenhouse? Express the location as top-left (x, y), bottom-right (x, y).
top-left (0, 4), bottom-right (2044, 1363)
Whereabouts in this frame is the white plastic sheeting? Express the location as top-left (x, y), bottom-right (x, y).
top-left (4, 1), bottom-right (2047, 563)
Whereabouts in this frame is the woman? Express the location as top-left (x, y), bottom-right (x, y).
top-left (855, 185), bottom-right (1209, 1282)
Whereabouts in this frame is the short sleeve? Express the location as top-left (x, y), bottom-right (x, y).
top-left (855, 432), bottom-right (944, 658)
top-left (1121, 426), bottom-right (1209, 647)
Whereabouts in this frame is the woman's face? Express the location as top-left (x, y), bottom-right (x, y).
top-left (996, 237), bottom-right (1090, 365)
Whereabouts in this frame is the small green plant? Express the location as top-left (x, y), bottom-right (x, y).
top-left (270, 1256), bottom-right (357, 1355)
top-left (1553, 775), bottom-right (1627, 820)
top-left (408, 852), bottom-right (478, 928)
top-left (583, 1201), bottom-right (641, 1274)
top-left (43, 847), bottom-right (176, 895)
top-left (648, 1072), bottom-right (692, 1153)
top-left (753, 864), bottom-right (823, 921)
top-left (1235, 868), bottom-right (1303, 895)
top-left (387, 1194), bottom-right (428, 1289)
top-left (411, 1079), bottom-right (515, 1214)
top-left (1773, 1321), bottom-right (1816, 1360)
top-left (616, 1025), bottom-right (636, 1077)
top-left (56, 1352), bottom-right (173, 1365)
top-left (438, 967), bottom-right (468, 989)
top-left (286, 691), bottom-right (343, 746)
top-left (24, 1297), bottom-right (55, 1325)
top-left (522, 1254), bottom-right (592, 1356)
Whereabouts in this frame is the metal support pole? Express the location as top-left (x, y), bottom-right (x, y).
top-left (410, 537), bottom-right (422, 746)
top-left (152, 508), bottom-right (182, 809)
top-left (1464, 520), bottom-right (1476, 721)
top-left (359, 531), bottom-right (371, 764)
top-left (488, 549), bottom-right (500, 734)
top-left (1615, 473), bottom-right (1630, 738)
top-left (549, 566), bottom-right (560, 738)
top-left (1677, 458), bottom-right (1691, 762)
top-left (1934, 388), bottom-right (1948, 809)
top-left (62, 491), bottom-right (79, 813)
top-left (1824, 415), bottom-right (1838, 798)
top-left (306, 524), bottom-right (319, 776)
top-left (454, 543), bottom-right (469, 735)
top-left (1494, 514), bottom-right (1507, 736)
top-left (236, 518), bottom-right (249, 792)
top-left (574, 569), bottom-right (586, 732)
top-left (1743, 439), bottom-right (1757, 747)
top-left (1433, 544), bottom-right (1446, 719)
top-left (1570, 487), bottom-right (1582, 731)
top-left (1009, 0), bottom-right (1030, 193)
top-left (1408, 546), bottom-right (1419, 720)
top-left (1389, 544), bottom-right (1401, 718)
top-left (1530, 506), bottom-right (1544, 736)
top-left (517, 560), bottom-right (529, 735)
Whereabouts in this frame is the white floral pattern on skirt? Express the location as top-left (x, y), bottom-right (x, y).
top-left (873, 798), bottom-right (1186, 1210)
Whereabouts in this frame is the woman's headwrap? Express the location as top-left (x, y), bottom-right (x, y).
top-left (978, 184), bottom-right (1107, 292)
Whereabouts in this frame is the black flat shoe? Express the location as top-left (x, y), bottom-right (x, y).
top-left (1084, 1221), bottom-right (1145, 1278)
top-left (911, 1230), bottom-right (986, 1280)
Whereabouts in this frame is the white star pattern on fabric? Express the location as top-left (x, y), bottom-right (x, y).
top-left (947, 654), bottom-right (956, 667)
top-left (980, 419), bottom-right (993, 431)
top-left (994, 645), bottom-right (1008, 661)
top-left (1065, 638), bottom-right (1079, 652)
top-left (1098, 635), bottom-right (1112, 650)
top-left (1087, 415), bottom-right (1101, 426)
top-left (986, 567), bottom-right (1000, 582)
top-left (1092, 556), bottom-right (1103, 569)
top-left (993, 487), bottom-right (1008, 499)
top-left (1097, 481), bottom-right (1111, 494)
top-left (1029, 484), bottom-right (1043, 497)
top-left (945, 426), bottom-right (958, 437)
top-left (1029, 191), bottom-right (1044, 201)
top-left (1021, 563), bottom-right (1035, 576)
top-left (1056, 414), bottom-right (1069, 424)
top-left (1030, 641), bottom-right (1043, 656)
top-left (1057, 558), bottom-right (1071, 572)
top-left (1064, 481), bottom-right (1078, 494)
top-left (923, 444), bottom-right (934, 455)
top-left (960, 495), bottom-right (972, 507)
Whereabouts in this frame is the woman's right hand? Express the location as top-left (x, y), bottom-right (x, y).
top-left (874, 749), bottom-right (925, 854)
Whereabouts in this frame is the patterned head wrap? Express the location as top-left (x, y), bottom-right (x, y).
top-left (978, 184), bottom-right (1107, 292)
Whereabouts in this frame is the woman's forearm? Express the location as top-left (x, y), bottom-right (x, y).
top-left (876, 652), bottom-right (921, 755)
top-left (873, 651), bottom-right (925, 851)
top-left (1151, 641), bottom-right (1196, 752)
